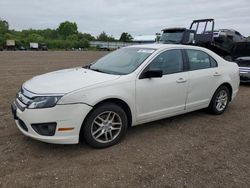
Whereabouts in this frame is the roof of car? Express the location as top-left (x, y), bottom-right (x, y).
top-left (127, 43), bottom-right (204, 51)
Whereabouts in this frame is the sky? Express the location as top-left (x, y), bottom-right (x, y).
top-left (0, 0), bottom-right (250, 38)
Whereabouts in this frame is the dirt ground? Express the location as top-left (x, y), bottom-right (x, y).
top-left (0, 51), bottom-right (249, 188)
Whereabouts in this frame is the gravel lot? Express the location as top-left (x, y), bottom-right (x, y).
top-left (0, 51), bottom-right (249, 188)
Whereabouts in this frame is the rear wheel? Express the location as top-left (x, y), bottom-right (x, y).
top-left (83, 103), bottom-right (128, 148)
top-left (209, 86), bottom-right (230, 115)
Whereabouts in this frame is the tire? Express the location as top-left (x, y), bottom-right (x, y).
top-left (208, 86), bottom-right (230, 115)
top-left (82, 103), bottom-right (128, 148)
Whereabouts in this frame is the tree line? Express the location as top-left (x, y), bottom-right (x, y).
top-left (0, 19), bottom-right (133, 49)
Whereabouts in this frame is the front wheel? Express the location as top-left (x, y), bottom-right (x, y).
top-left (208, 86), bottom-right (230, 115)
top-left (82, 103), bottom-right (128, 148)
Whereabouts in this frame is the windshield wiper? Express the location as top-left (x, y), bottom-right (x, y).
top-left (89, 68), bottom-right (106, 73)
top-left (82, 63), bottom-right (92, 69)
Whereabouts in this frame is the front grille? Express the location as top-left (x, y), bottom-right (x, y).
top-left (17, 91), bottom-right (32, 105)
top-left (15, 87), bottom-right (35, 110)
top-left (18, 119), bottom-right (28, 132)
top-left (15, 99), bottom-right (25, 111)
top-left (239, 67), bottom-right (250, 74)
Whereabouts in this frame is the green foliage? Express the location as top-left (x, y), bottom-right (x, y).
top-left (0, 37), bottom-right (4, 47)
top-left (27, 33), bottom-right (44, 43)
top-left (77, 38), bottom-right (89, 48)
top-left (57, 21), bottom-right (78, 39)
top-left (4, 33), bottom-right (15, 40)
top-left (119, 32), bottom-right (133, 42)
top-left (66, 34), bottom-right (78, 41)
top-left (0, 19), bottom-right (9, 34)
top-left (0, 19), bottom-right (120, 50)
top-left (78, 33), bottom-right (95, 41)
top-left (0, 18), bottom-right (9, 47)
top-left (97, 32), bottom-right (116, 41)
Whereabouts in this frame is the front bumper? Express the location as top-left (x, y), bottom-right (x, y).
top-left (239, 67), bottom-right (250, 83)
top-left (240, 73), bottom-right (250, 83)
top-left (11, 100), bottom-right (92, 144)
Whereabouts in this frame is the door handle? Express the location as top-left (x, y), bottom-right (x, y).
top-left (176, 78), bottom-right (187, 83)
top-left (213, 72), bottom-right (221, 76)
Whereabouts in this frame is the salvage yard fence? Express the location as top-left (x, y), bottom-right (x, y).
top-left (89, 41), bottom-right (141, 49)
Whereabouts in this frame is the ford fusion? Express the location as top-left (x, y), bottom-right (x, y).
top-left (11, 44), bottom-right (239, 148)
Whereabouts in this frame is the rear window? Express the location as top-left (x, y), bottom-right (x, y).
top-left (186, 49), bottom-right (217, 70)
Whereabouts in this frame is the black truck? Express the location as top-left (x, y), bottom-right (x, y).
top-left (160, 19), bottom-right (250, 82)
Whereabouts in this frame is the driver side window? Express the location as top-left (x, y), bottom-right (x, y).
top-left (149, 49), bottom-right (183, 75)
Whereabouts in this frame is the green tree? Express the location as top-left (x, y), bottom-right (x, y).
top-left (119, 32), bottom-right (133, 42)
top-left (27, 33), bottom-right (44, 43)
top-left (78, 33), bottom-right (95, 41)
top-left (57, 21), bottom-right (78, 39)
top-left (42, 29), bottom-right (58, 39)
top-left (4, 33), bottom-right (15, 40)
top-left (0, 19), bottom-right (9, 34)
top-left (0, 19), bottom-right (9, 47)
top-left (97, 32), bottom-right (115, 41)
top-left (77, 38), bottom-right (89, 48)
top-left (66, 34), bottom-right (78, 41)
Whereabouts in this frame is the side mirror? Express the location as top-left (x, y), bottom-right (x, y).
top-left (142, 69), bottom-right (163, 79)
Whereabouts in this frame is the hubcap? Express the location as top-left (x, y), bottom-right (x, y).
top-left (91, 111), bottom-right (122, 143)
top-left (215, 90), bottom-right (228, 112)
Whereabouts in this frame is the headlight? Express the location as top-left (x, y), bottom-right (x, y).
top-left (28, 96), bottom-right (62, 109)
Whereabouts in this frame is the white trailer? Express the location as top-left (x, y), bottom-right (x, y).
top-left (6, 40), bottom-right (16, 50)
top-left (30, 42), bottom-right (39, 50)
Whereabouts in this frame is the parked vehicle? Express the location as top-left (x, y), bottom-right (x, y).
top-left (11, 44), bottom-right (239, 148)
top-left (19, 46), bottom-right (27, 51)
top-left (40, 43), bottom-right (48, 51)
top-left (160, 19), bottom-right (250, 61)
top-left (97, 44), bottom-right (110, 51)
top-left (6, 40), bottom-right (16, 50)
top-left (235, 57), bottom-right (250, 83)
top-left (30, 42), bottom-right (39, 50)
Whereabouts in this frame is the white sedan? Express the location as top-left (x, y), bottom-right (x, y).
top-left (11, 44), bottom-right (239, 148)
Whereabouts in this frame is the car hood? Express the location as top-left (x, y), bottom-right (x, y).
top-left (23, 68), bottom-right (120, 94)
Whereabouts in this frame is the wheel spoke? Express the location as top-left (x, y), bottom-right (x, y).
top-left (92, 127), bottom-right (102, 136)
top-left (111, 127), bottom-right (121, 131)
top-left (104, 132), bottom-right (108, 141)
top-left (93, 120), bottom-right (103, 127)
top-left (95, 130), bottom-right (105, 139)
top-left (216, 103), bottom-right (221, 110)
top-left (108, 131), bottom-right (113, 140)
top-left (110, 113), bottom-right (116, 122)
top-left (112, 122), bottom-right (122, 126)
top-left (97, 116), bottom-right (106, 123)
top-left (106, 112), bottom-right (112, 121)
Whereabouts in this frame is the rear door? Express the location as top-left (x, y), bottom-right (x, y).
top-left (185, 49), bottom-right (221, 109)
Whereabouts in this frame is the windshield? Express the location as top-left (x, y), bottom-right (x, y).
top-left (89, 48), bottom-right (155, 75)
top-left (160, 31), bottom-right (184, 43)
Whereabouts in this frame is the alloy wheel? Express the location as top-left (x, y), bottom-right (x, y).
top-left (91, 111), bottom-right (122, 143)
top-left (215, 90), bottom-right (228, 112)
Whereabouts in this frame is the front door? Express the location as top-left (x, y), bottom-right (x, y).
top-left (136, 49), bottom-right (188, 123)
